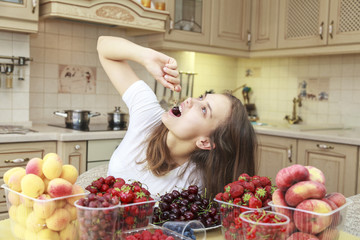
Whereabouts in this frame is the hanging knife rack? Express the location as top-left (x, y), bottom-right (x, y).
top-left (0, 55), bottom-right (33, 65)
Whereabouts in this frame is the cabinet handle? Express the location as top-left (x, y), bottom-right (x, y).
top-left (316, 144), bottom-right (334, 150)
top-left (319, 22), bottom-right (324, 40)
top-left (75, 145), bottom-right (81, 150)
top-left (32, 0), bottom-right (37, 13)
top-left (329, 20), bottom-right (334, 39)
top-left (167, 15), bottom-right (173, 34)
top-left (5, 158), bottom-right (30, 164)
top-left (287, 144), bottom-right (293, 163)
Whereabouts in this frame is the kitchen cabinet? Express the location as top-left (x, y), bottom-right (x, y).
top-left (249, 0), bottom-right (279, 51)
top-left (297, 139), bottom-right (358, 197)
top-left (87, 139), bottom-right (122, 170)
top-left (256, 134), bottom-right (297, 183)
top-left (0, 0), bottom-right (39, 33)
top-left (278, 0), bottom-right (360, 49)
top-left (57, 141), bottom-right (87, 175)
top-left (0, 141), bottom-right (56, 220)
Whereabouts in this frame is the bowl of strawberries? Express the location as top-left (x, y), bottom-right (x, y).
top-left (214, 173), bottom-right (276, 240)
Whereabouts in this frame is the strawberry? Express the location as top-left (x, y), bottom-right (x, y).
top-left (262, 198), bottom-right (271, 207)
top-left (113, 179), bottom-right (126, 189)
top-left (125, 216), bottom-right (135, 225)
top-left (104, 175), bottom-right (115, 185)
top-left (238, 173), bottom-right (251, 182)
top-left (265, 185), bottom-right (277, 198)
top-left (254, 187), bottom-right (268, 202)
top-left (241, 181), bottom-right (255, 193)
top-left (233, 197), bottom-right (242, 205)
top-left (251, 179), bottom-right (262, 188)
top-left (225, 184), bottom-right (244, 199)
top-left (252, 175), bottom-right (261, 181)
top-left (248, 196), bottom-right (262, 208)
top-left (215, 192), bottom-right (224, 201)
top-left (259, 176), bottom-right (271, 187)
top-left (120, 184), bottom-right (135, 203)
top-left (222, 192), bottom-right (231, 202)
top-left (100, 183), bottom-right (109, 192)
top-left (97, 177), bottom-right (105, 184)
top-left (91, 180), bottom-right (102, 190)
top-left (111, 187), bottom-right (121, 197)
top-left (241, 192), bottom-right (254, 206)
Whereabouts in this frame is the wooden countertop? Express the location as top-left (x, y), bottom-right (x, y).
top-left (0, 218), bottom-right (359, 240)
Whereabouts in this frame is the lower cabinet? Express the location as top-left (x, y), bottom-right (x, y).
top-left (0, 141), bottom-right (56, 220)
top-left (87, 139), bottom-right (122, 170)
top-left (57, 141), bottom-right (87, 175)
top-left (256, 135), bottom-right (297, 184)
top-left (297, 139), bottom-right (358, 197)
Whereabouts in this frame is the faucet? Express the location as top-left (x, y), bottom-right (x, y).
top-left (285, 97), bottom-right (302, 124)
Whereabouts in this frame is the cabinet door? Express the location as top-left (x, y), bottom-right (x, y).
top-left (256, 135), bottom-right (297, 182)
top-left (278, 0), bottom-right (329, 49)
top-left (57, 141), bottom-right (87, 175)
top-left (297, 140), bottom-right (357, 197)
top-left (210, 0), bottom-right (251, 50)
top-left (328, 0), bottom-right (360, 45)
top-left (250, 0), bottom-right (279, 50)
top-left (0, 0), bottom-right (39, 33)
top-left (164, 0), bottom-right (211, 45)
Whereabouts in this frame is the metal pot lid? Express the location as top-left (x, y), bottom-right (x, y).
top-left (63, 109), bottom-right (92, 113)
top-left (108, 107), bottom-right (125, 115)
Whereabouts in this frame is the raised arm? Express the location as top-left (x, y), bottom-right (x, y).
top-left (97, 36), bottom-right (180, 96)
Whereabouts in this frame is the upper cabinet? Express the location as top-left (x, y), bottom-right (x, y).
top-left (0, 0), bottom-right (39, 33)
top-left (39, 0), bottom-right (169, 35)
top-left (278, 0), bottom-right (360, 49)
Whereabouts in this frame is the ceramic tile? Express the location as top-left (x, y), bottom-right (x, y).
top-left (0, 39), bottom-right (13, 56)
top-left (30, 77), bottom-right (44, 93)
top-left (0, 110), bottom-right (12, 122)
top-left (44, 64), bottom-right (59, 79)
top-left (58, 35), bottom-right (72, 50)
top-left (45, 34), bottom-right (59, 49)
top-left (30, 93), bottom-right (43, 108)
top-left (44, 49), bottom-right (59, 63)
top-left (71, 37), bottom-right (85, 51)
top-left (58, 50), bottom-right (72, 64)
top-left (30, 47), bottom-right (45, 63)
top-left (12, 92), bottom-right (29, 109)
top-left (44, 93), bottom-right (58, 108)
top-left (44, 78), bottom-right (58, 93)
top-left (45, 20), bottom-right (59, 34)
top-left (58, 21), bottom-right (72, 36)
top-left (0, 31), bottom-right (12, 40)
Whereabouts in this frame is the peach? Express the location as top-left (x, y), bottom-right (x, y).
top-left (16, 203), bottom-right (33, 227)
top-left (26, 211), bottom-right (46, 232)
top-left (287, 232), bottom-right (319, 240)
top-left (47, 178), bottom-right (72, 198)
top-left (318, 228), bottom-right (340, 240)
top-left (43, 152), bottom-right (62, 164)
top-left (3, 167), bottom-right (25, 185)
top-left (8, 191), bottom-right (21, 206)
top-left (56, 199), bottom-right (67, 208)
top-left (8, 168), bottom-right (26, 192)
top-left (321, 198), bottom-right (341, 226)
top-left (272, 189), bottom-right (293, 220)
top-left (45, 208), bottom-right (71, 231)
top-left (8, 205), bottom-right (17, 221)
top-left (305, 166), bottom-right (326, 185)
top-left (33, 194), bottom-right (56, 219)
top-left (60, 164), bottom-right (78, 184)
top-left (20, 194), bottom-right (34, 207)
top-left (64, 203), bottom-right (77, 221)
top-left (67, 184), bottom-right (85, 206)
top-left (42, 156), bottom-right (63, 180)
top-left (285, 181), bottom-right (327, 207)
top-left (37, 228), bottom-right (60, 240)
top-left (325, 192), bottom-right (347, 208)
top-left (294, 199), bottom-right (333, 235)
top-left (60, 221), bottom-right (78, 240)
top-left (25, 229), bottom-right (38, 240)
top-left (11, 222), bottom-right (26, 240)
top-left (276, 164), bottom-right (309, 191)
top-left (21, 173), bottom-right (45, 198)
top-left (25, 157), bottom-right (44, 177)
top-left (43, 177), bottom-right (51, 193)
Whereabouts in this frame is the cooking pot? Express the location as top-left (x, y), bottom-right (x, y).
top-left (54, 110), bottom-right (100, 129)
top-left (107, 107), bottom-right (128, 130)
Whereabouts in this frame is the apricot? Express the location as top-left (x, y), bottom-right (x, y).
top-left (276, 164), bottom-right (309, 191)
top-left (64, 203), bottom-right (77, 221)
top-left (20, 194), bottom-right (34, 207)
top-left (45, 208), bottom-right (71, 231)
top-left (33, 194), bottom-right (56, 219)
top-left (285, 180), bottom-right (327, 207)
top-left (16, 203), bottom-right (32, 227)
top-left (8, 191), bottom-right (21, 206)
top-left (3, 167), bottom-right (25, 185)
top-left (8, 205), bottom-right (17, 221)
top-left (66, 184), bottom-right (85, 206)
top-left (25, 157), bottom-right (44, 177)
top-left (11, 222), bottom-right (26, 240)
top-left (56, 199), bottom-right (67, 208)
top-left (59, 221), bottom-right (78, 240)
top-left (26, 211), bottom-right (46, 232)
top-left (24, 229), bottom-right (38, 240)
top-left (8, 168), bottom-right (26, 192)
top-left (42, 157), bottom-right (62, 180)
top-left (43, 152), bottom-right (62, 164)
top-left (37, 228), bottom-right (60, 240)
top-left (305, 166), bottom-right (326, 185)
top-left (60, 164), bottom-right (78, 184)
top-left (21, 173), bottom-right (45, 198)
top-left (47, 178), bottom-right (73, 198)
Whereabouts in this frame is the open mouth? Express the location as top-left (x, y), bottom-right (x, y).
top-left (171, 105), bottom-right (182, 117)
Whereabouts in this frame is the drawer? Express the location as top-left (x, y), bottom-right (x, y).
top-left (0, 142), bottom-right (56, 167)
top-left (0, 178), bottom-right (5, 203)
top-left (0, 211), bottom-right (8, 220)
top-left (87, 139), bottom-right (121, 162)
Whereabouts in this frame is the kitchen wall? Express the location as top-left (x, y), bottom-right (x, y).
top-left (0, 31), bottom-right (30, 125)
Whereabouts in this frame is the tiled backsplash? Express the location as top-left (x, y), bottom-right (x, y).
top-left (0, 18), bottom-right (359, 128)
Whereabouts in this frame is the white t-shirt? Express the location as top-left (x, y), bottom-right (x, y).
top-left (108, 80), bottom-right (203, 196)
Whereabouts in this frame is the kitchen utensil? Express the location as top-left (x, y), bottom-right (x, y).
top-left (5, 64), bottom-right (13, 89)
top-left (54, 110), bottom-right (100, 129)
top-left (107, 106), bottom-right (129, 130)
top-left (178, 71), bottom-right (183, 102)
top-left (160, 86), bottom-right (168, 109)
top-left (185, 72), bottom-right (191, 98)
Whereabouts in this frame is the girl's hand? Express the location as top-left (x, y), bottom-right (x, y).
top-left (145, 49), bottom-right (181, 92)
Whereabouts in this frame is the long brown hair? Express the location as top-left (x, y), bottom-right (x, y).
top-left (143, 93), bottom-right (257, 197)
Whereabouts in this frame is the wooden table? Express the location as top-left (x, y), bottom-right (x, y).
top-left (0, 218), bottom-right (359, 240)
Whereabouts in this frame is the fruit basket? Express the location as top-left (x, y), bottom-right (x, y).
top-left (268, 198), bottom-right (353, 239)
top-left (214, 199), bottom-right (271, 240)
top-left (2, 184), bottom-right (86, 240)
top-left (121, 225), bottom-right (194, 240)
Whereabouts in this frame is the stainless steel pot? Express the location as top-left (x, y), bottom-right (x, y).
top-left (54, 110), bottom-right (100, 129)
top-left (107, 107), bottom-right (128, 130)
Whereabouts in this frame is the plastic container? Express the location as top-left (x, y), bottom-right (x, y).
top-left (2, 184), bottom-right (86, 240)
top-left (121, 225), bottom-right (194, 240)
top-left (240, 210), bottom-right (290, 240)
top-left (268, 198), bottom-right (353, 239)
top-left (214, 199), bottom-right (271, 240)
top-left (75, 201), bottom-right (119, 240)
top-left (163, 220), bottom-right (206, 240)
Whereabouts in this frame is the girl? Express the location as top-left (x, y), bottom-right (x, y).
top-left (97, 36), bottom-right (257, 197)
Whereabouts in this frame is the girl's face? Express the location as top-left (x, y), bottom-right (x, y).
top-left (162, 94), bottom-right (232, 143)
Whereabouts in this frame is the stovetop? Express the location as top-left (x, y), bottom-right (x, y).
top-left (48, 124), bottom-right (126, 132)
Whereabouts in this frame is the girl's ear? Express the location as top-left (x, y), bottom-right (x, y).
top-left (196, 137), bottom-right (215, 150)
